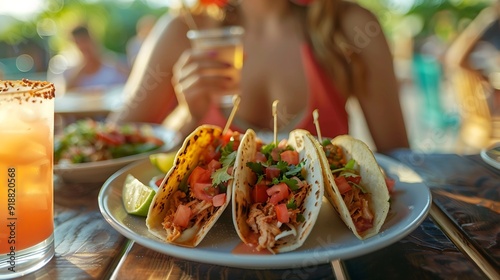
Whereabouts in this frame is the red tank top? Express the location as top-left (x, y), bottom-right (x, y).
top-left (199, 44), bottom-right (348, 138)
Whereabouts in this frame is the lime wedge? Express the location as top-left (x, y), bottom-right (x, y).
top-left (122, 174), bottom-right (156, 217)
top-left (149, 152), bottom-right (176, 173)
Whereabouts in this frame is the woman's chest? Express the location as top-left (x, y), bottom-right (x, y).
top-left (240, 42), bottom-right (308, 106)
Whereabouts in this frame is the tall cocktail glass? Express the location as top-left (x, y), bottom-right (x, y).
top-left (0, 79), bottom-right (55, 278)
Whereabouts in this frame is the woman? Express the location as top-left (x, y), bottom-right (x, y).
top-left (108, 0), bottom-right (409, 154)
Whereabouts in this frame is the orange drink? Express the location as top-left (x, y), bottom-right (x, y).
top-left (0, 80), bottom-right (55, 278)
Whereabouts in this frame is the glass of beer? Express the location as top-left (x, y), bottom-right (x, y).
top-left (187, 26), bottom-right (244, 107)
top-left (0, 79), bottom-right (55, 278)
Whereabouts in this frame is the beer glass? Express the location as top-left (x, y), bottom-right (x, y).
top-left (187, 26), bottom-right (244, 107)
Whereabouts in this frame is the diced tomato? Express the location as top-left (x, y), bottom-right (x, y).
top-left (251, 183), bottom-right (269, 203)
top-left (173, 204), bottom-right (192, 228)
top-left (155, 178), bottom-right (163, 187)
top-left (267, 183), bottom-right (289, 205)
top-left (96, 132), bottom-right (125, 146)
top-left (334, 176), bottom-right (352, 194)
top-left (124, 133), bottom-right (143, 144)
top-left (385, 177), bottom-right (395, 194)
top-left (254, 152), bottom-right (267, 163)
top-left (207, 159), bottom-right (222, 172)
top-left (212, 193), bottom-right (226, 207)
top-left (227, 166), bottom-right (234, 176)
top-left (188, 166), bottom-right (212, 186)
top-left (280, 150), bottom-right (299, 165)
top-left (277, 139), bottom-right (288, 149)
top-left (144, 136), bottom-right (165, 146)
top-left (345, 176), bottom-right (361, 185)
top-left (222, 129), bottom-right (234, 144)
top-left (265, 166), bottom-right (281, 181)
top-left (202, 144), bottom-right (220, 163)
top-left (275, 203), bottom-right (290, 223)
top-left (192, 182), bottom-right (218, 201)
top-left (270, 148), bottom-right (282, 162)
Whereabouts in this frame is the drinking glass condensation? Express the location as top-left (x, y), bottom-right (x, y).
top-left (187, 26), bottom-right (244, 106)
top-left (0, 80), bottom-right (55, 278)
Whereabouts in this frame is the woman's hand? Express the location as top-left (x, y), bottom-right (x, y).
top-left (172, 49), bottom-right (237, 121)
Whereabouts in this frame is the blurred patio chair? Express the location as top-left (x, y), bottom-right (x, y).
top-left (451, 68), bottom-right (499, 151)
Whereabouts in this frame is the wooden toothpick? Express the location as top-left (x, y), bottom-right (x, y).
top-left (272, 100), bottom-right (279, 145)
top-left (313, 109), bottom-right (323, 143)
top-left (181, 1), bottom-right (198, 30)
top-left (223, 95), bottom-right (241, 135)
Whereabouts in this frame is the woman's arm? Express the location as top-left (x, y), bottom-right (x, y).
top-left (341, 4), bottom-right (409, 154)
top-left (107, 14), bottom-right (191, 124)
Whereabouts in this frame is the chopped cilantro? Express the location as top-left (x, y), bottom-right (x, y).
top-left (286, 197), bottom-right (297, 209)
top-left (220, 141), bottom-right (234, 157)
top-left (285, 160), bottom-right (305, 177)
top-left (246, 161), bottom-right (265, 175)
top-left (211, 150), bottom-right (236, 186)
top-left (330, 159), bottom-right (356, 174)
top-left (321, 139), bottom-right (332, 147)
top-left (276, 161), bottom-right (289, 173)
top-left (281, 176), bottom-right (299, 191)
top-left (296, 213), bottom-right (305, 223)
top-left (261, 143), bottom-right (276, 156)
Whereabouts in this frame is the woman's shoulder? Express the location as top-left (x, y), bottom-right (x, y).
top-left (338, 2), bottom-right (381, 33)
top-left (153, 11), bottom-right (222, 39)
top-left (151, 13), bottom-right (191, 41)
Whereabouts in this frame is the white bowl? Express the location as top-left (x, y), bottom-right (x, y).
top-left (54, 124), bottom-right (182, 184)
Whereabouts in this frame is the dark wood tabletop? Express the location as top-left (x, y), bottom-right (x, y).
top-left (17, 149), bottom-right (499, 280)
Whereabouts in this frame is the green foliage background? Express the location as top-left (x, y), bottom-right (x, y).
top-left (0, 0), bottom-right (495, 62)
top-left (0, 0), bottom-right (167, 57)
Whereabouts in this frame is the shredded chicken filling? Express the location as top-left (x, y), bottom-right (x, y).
top-left (162, 190), bottom-right (215, 242)
top-left (342, 187), bottom-right (374, 233)
top-left (324, 143), bottom-right (375, 234)
top-left (246, 185), bottom-right (307, 251)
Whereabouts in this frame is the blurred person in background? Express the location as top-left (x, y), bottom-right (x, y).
top-left (109, 0), bottom-right (409, 154)
top-left (445, 1), bottom-right (500, 78)
top-left (62, 25), bottom-right (129, 92)
top-left (444, 1), bottom-right (500, 149)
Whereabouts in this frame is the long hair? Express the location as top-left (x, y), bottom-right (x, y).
top-left (305, 0), bottom-right (364, 96)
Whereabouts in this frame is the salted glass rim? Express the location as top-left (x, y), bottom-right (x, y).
top-left (0, 79), bottom-right (55, 99)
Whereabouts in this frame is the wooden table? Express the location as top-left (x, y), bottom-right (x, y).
top-left (18, 150), bottom-right (499, 279)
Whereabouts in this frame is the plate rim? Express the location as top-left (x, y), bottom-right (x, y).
top-left (98, 153), bottom-right (432, 269)
top-left (480, 143), bottom-right (500, 170)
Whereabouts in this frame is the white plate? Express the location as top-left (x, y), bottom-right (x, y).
top-left (54, 124), bottom-right (181, 183)
top-left (480, 142), bottom-right (500, 169)
top-left (98, 154), bottom-right (431, 269)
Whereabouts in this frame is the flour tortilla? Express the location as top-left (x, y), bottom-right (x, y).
top-left (311, 134), bottom-right (390, 240)
top-left (232, 129), bottom-right (324, 253)
top-left (146, 125), bottom-right (233, 247)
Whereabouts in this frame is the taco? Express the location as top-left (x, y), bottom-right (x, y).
top-left (310, 134), bottom-right (390, 240)
top-left (146, 125), bottom-right (242, 247)
top-left (232, 129), bottom-right (324, 253)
